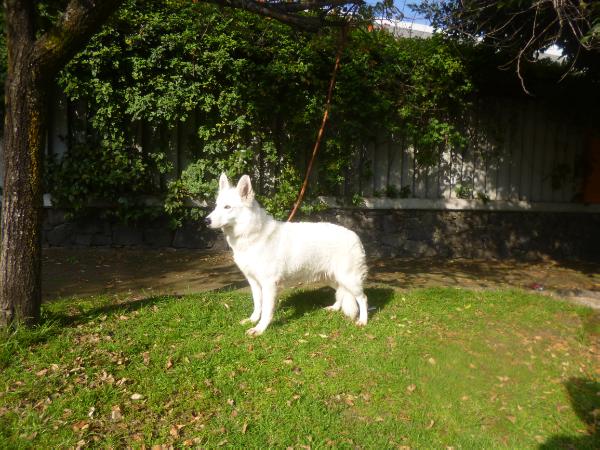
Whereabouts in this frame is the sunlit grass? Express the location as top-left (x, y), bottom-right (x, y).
top-left (0, 287), bottom-right (598, 448)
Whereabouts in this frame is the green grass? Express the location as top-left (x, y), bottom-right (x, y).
top-left (0, 287), bottom-right (598, 448)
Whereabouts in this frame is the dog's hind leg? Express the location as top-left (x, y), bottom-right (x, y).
top-left (324, 284), bottom-right (343, 311)
top-left (241, 276), bottom-right (262, 325)
top-left (355, 292), bottom-right (368, 326)
top-left (246, 283), bottom-right (277, 336)
top-left (336, 276), bottom-right (367, 325)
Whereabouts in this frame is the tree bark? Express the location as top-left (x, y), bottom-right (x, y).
top-left (0, 0), bottom-right (125, 326)
top-left (0, 73), bottom-right (46, 325)
top-left (0, 1), bottom-right (44, 325)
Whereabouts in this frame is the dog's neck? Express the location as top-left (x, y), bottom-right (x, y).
top-left (222, 201), bottom-right (277, 252)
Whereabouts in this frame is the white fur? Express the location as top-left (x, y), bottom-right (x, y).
top-left (206, 173), bottom-right (369, 335)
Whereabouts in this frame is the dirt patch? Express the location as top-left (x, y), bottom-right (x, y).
top-left (43, 248), bottom-right (600, 308)
top-left (43, 248), bottom-right (244, 300)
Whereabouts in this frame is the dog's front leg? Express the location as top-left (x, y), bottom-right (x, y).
top-left (246, 283), bottom-right (277, 336)
top-left (241, 277), bottom-right (262, 325)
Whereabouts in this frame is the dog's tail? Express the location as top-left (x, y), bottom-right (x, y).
top-left (340, 288), bottom-right (359, 320)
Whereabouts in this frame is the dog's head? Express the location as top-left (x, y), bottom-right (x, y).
top-left (205, 173), bottom-right (255, 229)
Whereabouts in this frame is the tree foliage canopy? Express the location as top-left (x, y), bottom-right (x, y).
top-left (415, 0), bottom-right (600, 91)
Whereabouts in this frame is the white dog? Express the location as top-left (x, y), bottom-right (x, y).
top-left (205, 173), bottom-right (368, 335)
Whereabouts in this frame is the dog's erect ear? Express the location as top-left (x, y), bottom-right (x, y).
top-left (236, 175), bottom-right (255, 202)
top-left (219, 173), bottom-right (230, 192)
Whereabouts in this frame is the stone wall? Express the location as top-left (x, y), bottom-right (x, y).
top-left (318, 209), bottom-right (600, 261)
top-left (43, 209), bottom-right (227, 251)
top-left (42, 208), bottom-right (600, 261)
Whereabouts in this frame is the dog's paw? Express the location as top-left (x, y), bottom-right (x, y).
top-left (240, 314), bottom-right (260, 325)
top-left (356, 318), bottom-right (368, 327)
top-left (324, 304), bottom-right (341, 312)
top-left (245, 327), bottom-right (264, 336)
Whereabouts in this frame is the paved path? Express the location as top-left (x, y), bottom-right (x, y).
top-left (43, 248), bottom-right (600, 308)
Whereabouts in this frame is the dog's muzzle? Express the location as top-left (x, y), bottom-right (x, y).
top-left (204, 217), bottom-right (212, 226)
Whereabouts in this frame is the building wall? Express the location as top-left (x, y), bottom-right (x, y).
top-left (361, 97), bottom-right (587, 203)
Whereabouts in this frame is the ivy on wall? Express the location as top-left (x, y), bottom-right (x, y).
top-left (39, 0), bottom-right (473, 224)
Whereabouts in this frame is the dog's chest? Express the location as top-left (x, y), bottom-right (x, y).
top-left (231, 248), bottom-right (269, 278)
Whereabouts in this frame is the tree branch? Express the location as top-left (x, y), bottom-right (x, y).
top-left (204, 0), bottom-right (361, 31)
top-left (33, 0), bottom-right (125, 79)
top-left (268, 0), bottom-right (357, 13)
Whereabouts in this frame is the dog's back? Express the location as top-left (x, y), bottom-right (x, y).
top-left (269, 221), bottom-right (367, 286)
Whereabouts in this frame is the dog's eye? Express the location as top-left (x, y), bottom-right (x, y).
top-left (224, 205), bottom-right (231, 209)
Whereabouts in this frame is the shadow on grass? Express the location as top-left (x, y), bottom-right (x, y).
top-left (1, 295), bottom-right (178, 358)
top-left (278, 287), bottom-right (394, 325)
top-left (45, 294), bottom-right (177, 329)
top-left (539, 377), bottom-right (599, 449)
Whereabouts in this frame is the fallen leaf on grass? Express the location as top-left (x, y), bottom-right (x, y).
top-left (506, 416), bottom-right (516, 424)
top-left (427, 357), bottom-right (436, 365)
top-left (71, 420), bottom-right (89, 432)
top-left (111, 405), bottom-right (122, 421)
top-left (130, 393), bottom-right (144, 401)
top-left (406, 384), bottom-right (416, 393)
top-left (287, 394), bottom-right (301, 406)
top-left (343, 394), bottom-right (355, 406)
top-left (165, 357), bottom-right (174, 370)
top-left (36, 368), bottom-right (48, 377)
top-left (242, 422), bottom-right (248, 434)
top-left (426, 419), bottom-right (435, 429)
top-left (19, 432), bottom-right (38, 441)
top-left (142, 352), bottom-right (150, 365)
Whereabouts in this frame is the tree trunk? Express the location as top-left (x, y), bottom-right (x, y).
top-left (0, 43), bottom-right (46, 326)
top-left (0, 0), bottom-right (125, 327)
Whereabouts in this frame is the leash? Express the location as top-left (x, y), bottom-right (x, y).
top-left (287, 25), bottom-right (348, 222)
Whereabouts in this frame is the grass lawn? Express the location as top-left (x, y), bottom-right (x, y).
top-left (1, 287), bottom-right (598, 448)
